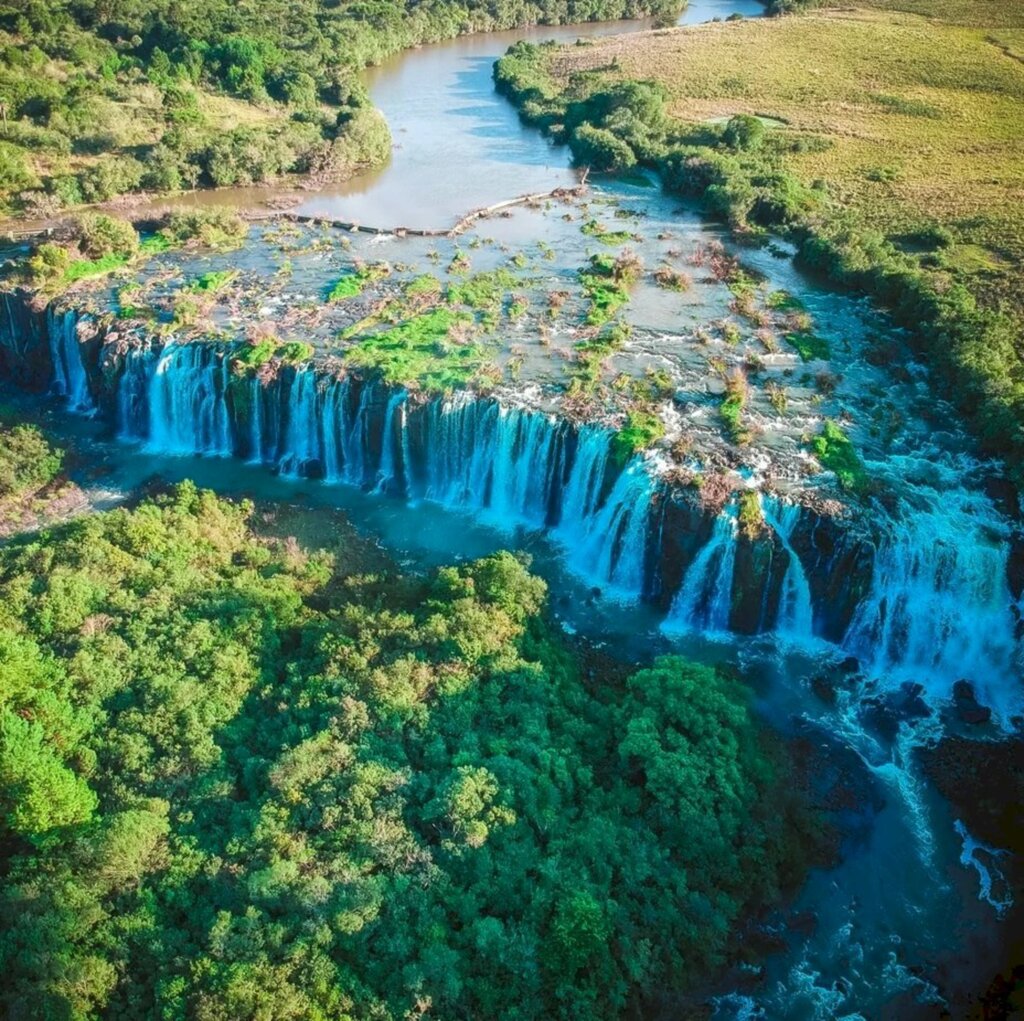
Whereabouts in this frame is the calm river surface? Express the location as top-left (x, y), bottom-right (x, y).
top-left (292, 0), bottom-right (763, 226)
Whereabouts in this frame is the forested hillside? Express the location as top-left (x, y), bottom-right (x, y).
top-left (0, 0), bottom-right (680, 215)
top-left (0, 483), bottom-right (813, 1019)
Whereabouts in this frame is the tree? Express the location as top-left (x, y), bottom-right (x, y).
top-left (723, 113), bottom-right (766, 151)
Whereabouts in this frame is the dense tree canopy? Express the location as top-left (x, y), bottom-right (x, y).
top-left (0, 484), bottom-right (812, 1019)
top-left (0, 0), bottom-right (681, 213)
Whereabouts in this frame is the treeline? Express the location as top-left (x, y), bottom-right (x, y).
top-left (494, 42), bottom-right (1024, 483)
top-left (0, 0), bottom-right (681, 214)
top-left (0, 483), bottom-right (814, 1019)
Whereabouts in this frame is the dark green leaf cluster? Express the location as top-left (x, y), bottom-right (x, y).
top-left (0, 483), bottom-right (812, 1020)
top-left (0, 421), bottom-right (63, 499)
top-left (0, 0), bottom-right (682, 213)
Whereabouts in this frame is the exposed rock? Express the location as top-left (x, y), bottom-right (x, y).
top-left (729, 529), bottom-right (786, 635)
top-left (859, 682), bottom-right (931, 743)
top-left (810, 674), bottom-right (837, 705)
top-left (653, 491), bottom-right (714, 611)
top-left (917, 735), bottom-right (1024, 855)
top-left (0, 289), bottom-right (51, 390)
top-left (951, 680), bottom-right (993, 727)
top-left (789, 718), bottom-right (887, 858)
top-left (790, 512), bottom-right (875, 643)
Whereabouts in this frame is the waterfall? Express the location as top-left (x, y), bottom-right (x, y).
top-left (321, 378), bottom-right (345, 482)
top-left (398, 398), bottom-right (413, 498)
top-left (117, 346), bottom-right (153, 440)
top-left (761, 494), bottom-right (814, 637)
top-left (663, 509), bottom-right (738, 633)
top-left (341, 381), bottom-right (374, 487)
top-left (423, 394), bottom-right (501, 510)
top-left (488, 406), bottom-right (561, 528)
top-left (147, 342), bottom-right (232, 456)
top-left (279, 368), bottom-right (320, 476)
top-left (567, 460), bottom-right (654, 596)
top-left (559, 424), bottom-right (611, 523)
top-left (110, 344), bottom-right (659, 598)
top-left (248, 373), bottom-right (265, 464)
top-left (842, 490), bottom-right (1021, 720)
top-left (47, 308), bottom-right (94, 412)
top-left (99, 338), bottom-right (1024, 702)
top-left (419, 395), bottom-right (565, 529)
top-left (375, 389), bottom-right (406, 493)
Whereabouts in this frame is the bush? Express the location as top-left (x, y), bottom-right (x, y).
top-left (0, 424), bottom-right (63, 498)
top-left (811, 420), bottom-right (867, 492)
top-left (0, 142), bottom-right (39, 193)
top-left (723, 114), bottom-right (766, 152)
top-left (74, 214), bottom-right (140, 260)
top-left (570, 123), bottom-right (637, 172)
top-left (26, 242), bottom-right (71, 283)
top-left (46, 174), bottom-right (84, 208)
top-left (76, 156), bottom-right (145, 202)
top-left (329, 107), bottom-right (391, 171)
top-left (160, 208), bottom-right (250, 249)
top-left (200, 126), bottom-right (300, 186)
top-left (611, 408), bottom-right (665, 464)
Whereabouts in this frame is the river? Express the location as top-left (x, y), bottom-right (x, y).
top-left (4, 0), bottom-right (1021, 1016)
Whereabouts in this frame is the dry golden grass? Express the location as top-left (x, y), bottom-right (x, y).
top-left (550, 1), bottom-right (1024, 302)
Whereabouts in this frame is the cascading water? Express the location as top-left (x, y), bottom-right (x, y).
top-left (110, 345), bottom-right (654, 596)
top-left (842, 488), bottom-right (1022, 721)
top-left (279, 368), bottom-right (321, 476)
top-left (761, 494), bottom-right (815, 638)
top-left (117, 346), bottom-right (153, 440)
top-left (663, 508), bottom-right (738, 633)
top-left (47, 308), bottom-right (94, 412)
top-left (558, 424), bottom-right (612, 523)
top-left (102, 337), bottom-right (1024, 711)
top-left (147, 342), bottom-right (232, 456)
top-left (335, 379), bottom-right (375, 487)
top-left (421, 394), bottom-right (505, 511)
top-left (374, 389), bottom-right (406, 493)
top-left (566, 459), bottom-right (654, 597)
top-left (247, 372), bottom-right (265, 465)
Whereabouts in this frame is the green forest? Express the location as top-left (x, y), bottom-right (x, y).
top-left (0, 0), bottom-right (680, 214)
top-left (0, 480), bottom-right (813, 1019)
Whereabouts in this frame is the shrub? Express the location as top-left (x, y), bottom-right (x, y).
top-left (46, 174), bottom-right (84, 208)
top-left (74, 214), bottom-right (140, 260)
top-left (27, 242), bottom-right (70, 282)
top-left (811, 420), bottom-right (867, 492)
top-left (160, 209), bottom-right (249, 249)
top-left (77, 156), bottom-right (145, 202)
top-left (0, 424), bottom-right (63, 498)
top-left (570, 123), bottom-right (637, 172)
top-left (723, 114), bottom-right (766, 152)
top-left (0, 141), bottom-right (39, 194)
top-left (330, 107), bottom-right (390, 171)
top-left (611, 408), bottom-right (665, 464)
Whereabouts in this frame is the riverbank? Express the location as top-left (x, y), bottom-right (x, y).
top-left (493, 0), bottom-right (1024, 481)
top-left (0, 0), bottom-right (696, 225)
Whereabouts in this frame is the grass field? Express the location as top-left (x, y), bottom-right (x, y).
top-left (547, 0), bottom-right (1024, 313)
